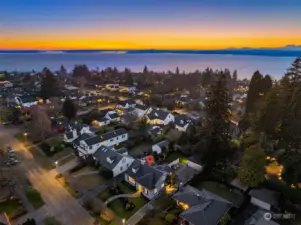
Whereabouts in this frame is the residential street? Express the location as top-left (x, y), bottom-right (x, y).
top-left (0, 125), bottom-right (95, 225)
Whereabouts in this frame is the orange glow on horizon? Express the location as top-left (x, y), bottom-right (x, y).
top-left (1, 35), bottom-right (301, 50)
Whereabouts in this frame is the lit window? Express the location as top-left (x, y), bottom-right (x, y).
top-left (128, 176), bottom-right (135, 184)
top-left (154, 188), bottom-right (157, 193)
top-left (161, 184), bottom-right (164, 188)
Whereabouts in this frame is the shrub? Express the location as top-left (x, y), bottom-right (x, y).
top-left (43, 216), bottom-right (62, 225)
top-left (125, 201), bottom-right (135, 211)
top-left (69, 162), bottom-right (86, 173)
top-left (165, 213), bottom-right (176, 223)
top-left (99, 168), bottom-right (113, 179)
top-left (83, 198), bottom-right (93, 211)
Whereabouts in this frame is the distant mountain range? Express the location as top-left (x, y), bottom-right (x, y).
top-left (1, 45), bottom-right (301, 57)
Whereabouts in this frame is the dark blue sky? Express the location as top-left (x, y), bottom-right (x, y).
top-left (1, 0), bottom-right (301, 49)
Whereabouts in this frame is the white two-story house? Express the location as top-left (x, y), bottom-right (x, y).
top-left (63, 123), bottom-right (95, 143)
top-left (124, 159), bottom-right (168, 199)
top-left (146, 109), bottom-right (174, 125)
top-left (133, 104), bottom-right (152, 118)
top-left (174, 115), bottom-right (194, 132)
top-left (104, 110), bottom-right (120, 122)
top-left (14, 95), bottom-right (38, 108)
top-left (93, 146), bottom-right (135, 177)
top-left (76, 128), bottom-right (128, 156)
top-left (116, 99), bottom-right (136, 109)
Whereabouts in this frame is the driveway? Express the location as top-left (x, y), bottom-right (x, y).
top-left (0, 125), bottom-right (95, 225)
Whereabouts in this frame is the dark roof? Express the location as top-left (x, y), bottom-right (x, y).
top-left (102, 128), bottom-right (127, 140)
top-left (155, 164), bottom-right (173, 173)
top-left (83, 135), bottom-right (104, 146)
top-left (249, 189), bottom-right (280, 206)
top-left (98, 117), bottom-right (110, 122)
top-left (73, 133), bottom-right (93, 146)
top-left (147, 109), bottom-right (170, 120)
top-left (188, 154), bottom-right (203, 165)
top-left (173, 186), bottom-right (232, 225)
top-left (18, 95), bottom-right (36, 103)
top-left (65, 131), bottom-right (74, 139)
top-left (118, 99), bottom-right (136, 106)
top-left (154, 140), bottom-right (169, 149)
top-left (89, 126), bottom-right (99, 133)
top-left (68, 122), bottom-right (89, 133)
top-left (175, 115), bottom-right (194, 127)
top-left (116, 147), bottom-right (128, 154)
top-left (93, 146), bottom-right (124, 170)
top-left (126, 160), bottom-right (166, 189)
top-left (106, 111), bottom-right (119, 119)
top-left (82, 128), bottom-right (127, 146)
top-left (135, 104), bottom-right (149, 111)
top-left (149, 127), bottom-right (162, 136)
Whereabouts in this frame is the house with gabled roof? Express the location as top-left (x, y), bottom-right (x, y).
top-left (14, 95), bottom-right (38, 108)
top-left (146, 109), bottom-right (174, 125)
top-left (64, 122), bottom-right (95, 143)
top-left (173, 185), bottom-right (232, 225)
top-left (104, 110), bottom-right (120, 122)
top-left (133, 104), bottom-right (152, 118)
top-left (116, 99), bottom-right (136, 109)
top-left (93, 146), bottom-right (134, 177)
top-left (76, 128), bottom-right (128, 156)
top-left (124, 159), bottom-right (168, 199)
top-left (249, 188), bottom-right (280, 211)
top-left (175, 115), bottom-right (194, 132)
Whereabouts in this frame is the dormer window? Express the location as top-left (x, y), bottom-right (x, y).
top-left (132, 167), bottom-right (138, 173)
top-left (106, 157), bottom-right (114, 164)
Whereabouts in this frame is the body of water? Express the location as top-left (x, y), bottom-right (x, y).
top-left (0, 53), bottom-right (295, 79)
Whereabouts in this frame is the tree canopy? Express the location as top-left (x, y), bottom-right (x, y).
top-left (62, 98), bottom-right (77, 121)
top-left (237, 144), bottom-right (266, 187)
top-left (40, 68), bottom-right (59, 100)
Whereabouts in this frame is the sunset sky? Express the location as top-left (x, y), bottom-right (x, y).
top-left (1, 0), bottom-right (301, 50)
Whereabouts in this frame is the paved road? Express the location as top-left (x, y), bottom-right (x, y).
top-left (0, 125), bottom-right (95, 225)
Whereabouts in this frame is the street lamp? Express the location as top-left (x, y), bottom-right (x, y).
top-left (23, 133), bottom-right (28, 144)
top-left (122, 218), bottom-right (126, 224)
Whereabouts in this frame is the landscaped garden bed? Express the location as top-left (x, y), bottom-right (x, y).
top-left (28, 147), bottom-right (55, 171)
top-left (0, 198), bottom-right (27, 219)
top-left (55, 174), bottom-right (82, 198)
top-left (137, 194), bottom-right (183, 225)
top-left (25, 187), bottom-right (45, 209)
top-left (99, 181), bottom-right (148, 219)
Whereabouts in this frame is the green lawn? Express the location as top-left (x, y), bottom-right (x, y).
top-left (51, 147), bottom-right (74, 162)
top-left (43, 216), bottom-right (62, 225)
top-left (56, 175), bottom-right (81, 198)
top-left (71, 166), bottom-right (96, 175)
top-left (195, 181), bottom-right (244, 207)
top-left (25, 187), bottom-right (45, 209)
top-left (103, 182), bottom-right (148, 219)
top-left (76, 174), bottom-right (106, 190)
top-left (164, 152), bottom-right (187, 164)
top-left (0, 199), bottom-right (20, 214)
top-left (56, 154), bottom-right (77, 166)
top-left (28, 147), bottom-right (55, 171)
top-left (129, 142), bottom-right (152, 157)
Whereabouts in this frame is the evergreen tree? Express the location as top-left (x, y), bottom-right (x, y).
top-left (62, 98), bottom-right (77, 121)
top-left (40, 68), bottom-right (58, 100)
top-left (237, 144), bottom-right (266, 187)
top-left (201, 73), bottom-right (232, 163)
top-left (279, 150), bottom-right (301, 186)
top-left (176, 67), bottom-right (180, 75)
top-left (232, 70), bottom-right (238, 84)
top-left (124, 68), bottom-right (133, 85)
top-left (143, 66), bottom-right (149, 75)
top-left (245, 71), bottom-right (264, 114)
top-left (284, 57), bottom-right (301, 86)
top-left (73, 64), bottom-right (90, 79)
top-left (59, 65), bottom-right (67, 76)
